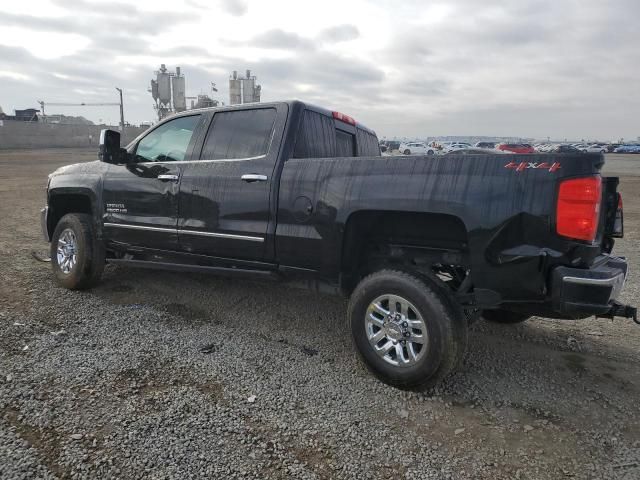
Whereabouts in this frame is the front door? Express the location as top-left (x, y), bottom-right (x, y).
top-left (177, 105), bottom-right (286, 261)
top-left (102, 114), bottom-right (201, 250)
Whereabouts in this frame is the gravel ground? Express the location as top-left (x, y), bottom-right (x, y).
top-left (1, 148), bottom-right (639, 479)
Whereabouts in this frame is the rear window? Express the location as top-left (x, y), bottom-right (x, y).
top-left (201, 108), bottom-right (276, 160)
top-left (336, 130), bottom-right (356, 156)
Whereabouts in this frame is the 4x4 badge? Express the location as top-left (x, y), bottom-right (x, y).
top-left (505, 161), bottom-right (561, 173)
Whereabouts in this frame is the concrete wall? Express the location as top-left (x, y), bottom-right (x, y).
top-left (0, 121), bottom-right (148, 149)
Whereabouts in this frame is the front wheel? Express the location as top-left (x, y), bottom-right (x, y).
top-left (404, 149), bottom-right (411, 155)
top-left (427, 150), bottom-right (434, 155)
top-left (348, 270), bottom-right (467, 390)
top-left (51, 213), bottom-right (105, 290)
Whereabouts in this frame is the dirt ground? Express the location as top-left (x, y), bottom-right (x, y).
top-left (1, 148), bottom-right (639, 479)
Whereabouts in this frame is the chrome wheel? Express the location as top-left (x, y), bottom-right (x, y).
top-left (365, 294), bottom-right (428, 367)
top-left (56, 228), bottom-right (78, 275)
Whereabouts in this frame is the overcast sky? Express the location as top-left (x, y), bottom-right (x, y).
top-left (0, 0), bottom-right (638, 140)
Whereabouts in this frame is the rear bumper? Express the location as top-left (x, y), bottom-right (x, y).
top-left (550, 255), bottom-right (630, 318)
top-left (41, 206), bottom-right (50, 242)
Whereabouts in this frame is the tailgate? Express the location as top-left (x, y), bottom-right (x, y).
top-left (601, 176), bottom-right (623, 245)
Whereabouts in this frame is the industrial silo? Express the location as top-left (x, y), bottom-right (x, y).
top-left (150, 79), bottom-right (159, 102)
top-left (172, 67), bottom-right (186, 112)
top-left (229, 71), bottom-right (242, 105)
top-left (157, 64), bottom-right (171, 106)
top-left (243, 77), bottom-right (255, 103)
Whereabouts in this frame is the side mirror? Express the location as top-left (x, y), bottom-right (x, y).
top-left (98, 129), bottom-right (128, 164)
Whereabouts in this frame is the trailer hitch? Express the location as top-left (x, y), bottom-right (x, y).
top-left (596, 301), bottom-right (639, 324)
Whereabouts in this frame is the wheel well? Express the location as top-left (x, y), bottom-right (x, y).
top-left (341, 210), bottom-right (469, 293)
top-left (48, 193), bottom-right (93, 236)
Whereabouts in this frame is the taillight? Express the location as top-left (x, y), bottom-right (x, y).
top-left (332, 111), bottom-right (356, 126)
top-left (556, 176), bottom-right (602, 242)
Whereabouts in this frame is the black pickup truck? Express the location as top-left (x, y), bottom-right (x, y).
top-left (41, 100), bottom-right (636, 389)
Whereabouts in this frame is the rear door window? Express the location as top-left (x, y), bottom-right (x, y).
top-left (293, 110), bottom-right (336, 158)
top-left (201, 108), bottom-right (276, 160)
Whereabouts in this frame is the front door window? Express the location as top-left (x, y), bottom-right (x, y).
top-left (134, 115), bottom-right (200, 163)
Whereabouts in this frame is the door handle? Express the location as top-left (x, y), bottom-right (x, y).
top-left (241, 174), bottom-right (268, 183)
top-left (157, 174), bottom-right (180, 182)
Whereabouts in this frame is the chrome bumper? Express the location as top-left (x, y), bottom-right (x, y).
top-left (41, 207), bottom-right (50, 242)
top-left (551, 255), bottom-right (629, 317)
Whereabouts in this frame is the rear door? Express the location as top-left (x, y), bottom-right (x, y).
top-left (102, 114), bottom-right (202, 250)
top-left (177, 104), bottom-right (287, 261)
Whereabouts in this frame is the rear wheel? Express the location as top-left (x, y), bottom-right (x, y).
top-left (482, 309), bottom-right (530, 324)
top-left (348, 269), bottom-right (467, 390)
top-left (51, 213), bottom-right (105, 289)
top-left (427, 150), bottom-right (434, 155)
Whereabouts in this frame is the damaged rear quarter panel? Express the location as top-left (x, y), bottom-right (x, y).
top-left (276, 152), bottom-right (604, 302)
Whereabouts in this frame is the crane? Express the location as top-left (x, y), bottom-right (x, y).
top-left (38, 88), bottom-right (125, 130)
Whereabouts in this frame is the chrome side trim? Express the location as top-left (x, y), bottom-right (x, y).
top-left (562, 273), bottom-right (625, 287)
top-left (179, 229), bottom-right (264, 242)
top-left (103, 222), bottom-right (264, 242)
top-left (104, 223), bottom-right (176, 234)
top-left (133, 154), bottom-right (266, 166)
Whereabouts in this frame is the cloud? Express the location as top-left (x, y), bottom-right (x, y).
top-left (0, 7), bottom-right (197, 37)
top-left (219, 0), bottom-right (248, 16)
top-left (247, 29), bottom-right (315, 50)
top-left (1, 0), bottom-right (638, 138)
top-left (318, 24), bottom-right (360, 43)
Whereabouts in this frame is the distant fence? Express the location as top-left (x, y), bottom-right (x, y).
top-left (0, 120), bottom-right (148, 149)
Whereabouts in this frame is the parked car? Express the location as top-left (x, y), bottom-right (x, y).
top-left (444, 148), bottom-right (506, 155)
top-left (613, 145), bottom-right (640, 154)
top-left (583, 144), bottom-right (608, 154)
top-left (551, 145), bottom-right (583, 154)
top-left (442, 142), bottom-right (471, 153)
top-left (497, 143), bottom-right (535, 154)
top-left (474, 141), bottom-right (495, 149)
top-left (607, 144), bottom-right (621, 153)
top-left (534, 144), bottom-right (553, 153)
top-left (41, 100), bottom-right (636, 390)
top-left (384, 140), bottom-right (401, 152)
top-left (399, 142), bottom-right (435, 155)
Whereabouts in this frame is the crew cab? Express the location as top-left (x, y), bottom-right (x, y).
top-left (41, 100), bottom-right (636, 389)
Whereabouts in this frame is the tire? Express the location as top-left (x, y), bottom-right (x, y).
top-left (427, 150), bottom-right (434, 155)
top-left (348, 269), bottom-right (467, 390)
top-left (482, 309), bottom-right (530, 324)
top-left (404, 149), bottom-right (411, 155)
top-left (51, 213), bottom-right (105, 290)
